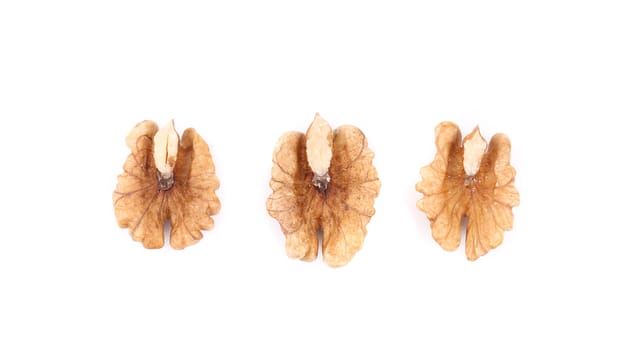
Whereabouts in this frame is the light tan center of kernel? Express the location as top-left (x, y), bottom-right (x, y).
top-left (463, 127), bottom-right (487, 176)
top-left (153, 120), bottom-right (179, 179)
top-left (306, 113), bottom-right (333, 178)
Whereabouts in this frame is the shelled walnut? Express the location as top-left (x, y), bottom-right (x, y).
top-left (266, 114), bottom-right (381, 267)
top-left (416, 122), bottom-right (520, 261)
top-left (113, 120), bottom-right (220, 249)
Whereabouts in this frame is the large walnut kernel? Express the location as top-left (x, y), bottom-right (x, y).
top-left (416, 122), bottom-right (520, 261)
top-left (113, 120), bottom-right (220, 249)
top-left (266, 114), bottom-right (381, 267)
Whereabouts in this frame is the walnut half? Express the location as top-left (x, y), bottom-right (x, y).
top-left (416, 122), bottom-right (520, 261)
top-left (266, 114), bottom-right (381, 267)
top-left (113, 120), bottom-right (221, 249)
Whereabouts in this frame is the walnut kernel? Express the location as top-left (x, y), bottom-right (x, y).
top-left (416, 122), bottom-right (520, 261)
top-left (113, 120), bottom-right (220, 249)
top-left (266, 114), bottom-right (381, 267)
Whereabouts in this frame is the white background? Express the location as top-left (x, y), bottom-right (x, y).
top-left (1, 1), bottom-right (622, 349)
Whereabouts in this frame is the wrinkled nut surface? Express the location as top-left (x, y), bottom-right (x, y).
top-left (266, 113), bottom-right (381, 267)
top-left (113, 120), bottom-right (220, 249)
top-left (416, 122), bottom-right (520, 261)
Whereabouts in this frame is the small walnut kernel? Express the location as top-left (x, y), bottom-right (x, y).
top-left (266, 114), bottom-right (381, 267)
top-left (416, 122), bottom-right (520, 261)
top-left (113, 120), bottom-right (220, 249)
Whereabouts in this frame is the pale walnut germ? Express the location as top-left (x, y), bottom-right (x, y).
top-left (416, 122), bottom-right (520, 261)
top-left (113, 120), bottom-right (220, 249)
top-left (266, 114), bottom-right (381, 267)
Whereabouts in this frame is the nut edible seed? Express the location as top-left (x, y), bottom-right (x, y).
top-left (267, 114), bottom-right (381, 267)
top-left (416, 122), bottom-right (520, 260)
top-left (113, 120), bottom-right (220, 249)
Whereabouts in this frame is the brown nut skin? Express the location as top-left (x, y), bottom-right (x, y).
top-left (266, 117), bottom-right (381, 268)
top-left (416, 122), bottom-right (520, 261)
top-left (113, 121), bottom-right (221, 249)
